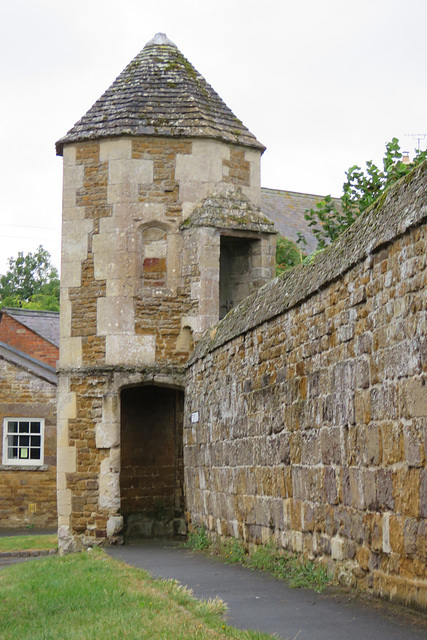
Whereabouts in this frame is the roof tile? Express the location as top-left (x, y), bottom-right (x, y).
top-left (56, 33), bottom-right (264, 155)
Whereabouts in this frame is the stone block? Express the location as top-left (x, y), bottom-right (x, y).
top-left (354, 389), bottom-right (371, 425)
top-left (57, 488), bottom-right (72, 518)
top-left (301, 431), bottom-right (320, 465)
top-left (175, 139), bottom-right (226, 184)
top-left (301, 502), bottom-right (315, 532)
top-left (106, 277), bottom-right (139, 298)
top-left (349, 468), bottom-right (365, 509)
top-left (376, 469), bottom-right (394, 510)
top-left (370, 385), bottom-right (398, 421)
top-left (363, 469), bottom-right (377, 510)
top-left (97, 297), bottom-right (135, 335)
top-left (61, 261), bottom-right (82, 288)
top-left (381, 422), bottom-right (404, 465)
top-left (365, 512), bottom-right (383, 551)
top-left (291, 530), bottom-right (303, 552)
top-left (382, 512), bottom-right (391, 553)
top-left (63, 162), bottom-right (84, 192)
top-left (57, 381), bottom-right (76, 419)
top-left (355, 358), bottom-right (370, 389)
top-left (99, 138), bottom-right (132, 161)
top-left (338, 324), bottom-right (354, 343)
top-left (403, 518), bottom-right (419, 556)
top-left (356, 546), bottom-right (371, 571)
top-left (108, 158), bottom-right (153, 204)
top-left (95, 420), bottom-right (119, 449)
top-left (106, 334), bottom-right (155, 365)
top-left (292, 466), bottom-right (308, 500)
top-left (99, 457), bottom-right (120, 511)
top-left (392, 468), bottom-right (420, 517)
top-left (355, 332), bottom-right (372, 355)
top-left (389, 515), bottom-right (405, 554)
top-left (324, 467), bottom-right (338, 504)
top-left (57, 446), bottom-right (76, 473)
top-left (416, 468), bottom-right (427, 520)
top-left (331, 535), bottom-right (345, 561)
top-left (289, 431), bottom-right (302, 463)
top-left (364, 423), bottom-right (381, 465)
top-left (320, 427), bottom-right (341, 465)
top-left (403, 422), bottom-right (424, 467)
top-left (59, 296), bottom-right (72, 338)
top-left (332, 361), bottom-right (354, 392)
top-left (290, 500), bottom-right (302, 531)
top-left (59, 337), bottom-right (82, 368)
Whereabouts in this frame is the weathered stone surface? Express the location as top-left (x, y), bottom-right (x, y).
top-left (186, 164), bottom-right (427, 609)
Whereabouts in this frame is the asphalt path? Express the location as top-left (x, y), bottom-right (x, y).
top-left (107, 541), bottom-right (427, 640)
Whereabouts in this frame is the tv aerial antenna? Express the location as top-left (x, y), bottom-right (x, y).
top-left (404, 133), bottom-right (427, 152)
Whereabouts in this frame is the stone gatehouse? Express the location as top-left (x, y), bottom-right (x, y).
top-left (56, 33), bottom-right (426, 608)
top-left (56, 33), bottom-right (276, 552)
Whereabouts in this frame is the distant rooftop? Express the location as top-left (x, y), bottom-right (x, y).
top-left (261, 188), bottom-right (341, 254)
top-left (1, 308), bottom-right (59, 347)
top-left (56, 33), bottom-right (264, 155)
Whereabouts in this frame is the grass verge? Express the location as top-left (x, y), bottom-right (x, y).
top-left (0, 534), bottom-right (57, 553)
top-left (185, 527), bottom-right (330, 593)
top-left (0, 548), bottom-right (277, 640)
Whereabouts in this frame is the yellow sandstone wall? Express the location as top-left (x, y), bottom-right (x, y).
top-left (185, 163), bottom-right (427, 608)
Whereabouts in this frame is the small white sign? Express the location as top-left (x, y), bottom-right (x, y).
top-left (191, 411), bottom-right (199, 424)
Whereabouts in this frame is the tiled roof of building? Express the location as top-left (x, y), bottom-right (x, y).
top-left (261, 187), bottom-right (341, 255)
top-left (181, 185), bottom-right (276, 234)
top-left (1, 308), bottom-right (59, 347)
top-left (56, 33), bottom-right (264, 155)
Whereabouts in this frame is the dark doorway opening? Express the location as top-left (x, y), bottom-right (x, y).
top-left (120, 385), bottom-right (184, 539)
top-left (219, 235), bottom-right (258, 319)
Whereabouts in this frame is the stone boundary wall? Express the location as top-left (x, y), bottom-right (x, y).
top-left (184, 162), bottom-right (427, 608)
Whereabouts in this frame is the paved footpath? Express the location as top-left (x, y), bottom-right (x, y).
top-left (107, 541), bottom-right (427, 640)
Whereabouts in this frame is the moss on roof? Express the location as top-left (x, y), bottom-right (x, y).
top-left (56, 33), bottom-right (264, 155)
top-left (181, 185), bottom-right (276, 233)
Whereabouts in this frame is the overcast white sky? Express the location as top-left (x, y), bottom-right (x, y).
top-left (1, 0), bottom-right (426, 273)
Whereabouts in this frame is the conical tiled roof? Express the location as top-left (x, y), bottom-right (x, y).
top-left (56, 33), bottom-right (264, 155)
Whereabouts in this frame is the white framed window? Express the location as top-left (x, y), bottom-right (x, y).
top-left (2, 418), bottom-right (45, 466)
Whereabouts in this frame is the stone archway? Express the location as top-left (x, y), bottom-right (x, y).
top-left (120, 385), bottom-right (185, 539)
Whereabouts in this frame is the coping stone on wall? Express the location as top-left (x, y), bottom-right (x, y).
top-left (190, 160), bottom-right (427, 363)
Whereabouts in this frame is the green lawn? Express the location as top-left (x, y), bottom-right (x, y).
top-left (0, 534), bottom-right (57, 553)
top-left (0, 549), bottom-right (277, 640)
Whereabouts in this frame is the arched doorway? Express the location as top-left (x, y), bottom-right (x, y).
top-left (120, 385), bottom-right (185, 539)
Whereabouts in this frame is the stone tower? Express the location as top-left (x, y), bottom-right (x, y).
top-left (56, 33), bottom-right (276, 551)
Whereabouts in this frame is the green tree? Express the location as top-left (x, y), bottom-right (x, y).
top-left (0, 246), bottom-right (60, 311)
top-left (299, 138), bottom-right (427, 251)
top-left (276, 235), bottom-right (303, 276)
